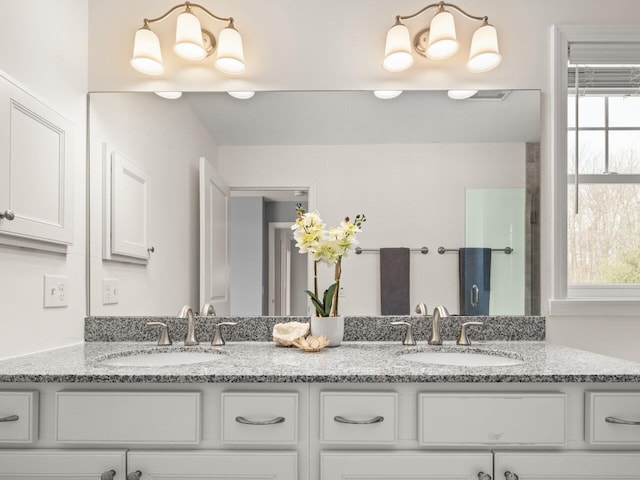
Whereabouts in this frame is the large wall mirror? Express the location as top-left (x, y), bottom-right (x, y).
top-left (88, 90), bottom-right (540, 317)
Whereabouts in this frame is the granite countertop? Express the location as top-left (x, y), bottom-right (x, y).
top-left (2, 340), bottom-right (640, 383)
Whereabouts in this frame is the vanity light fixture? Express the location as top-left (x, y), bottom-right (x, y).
top-left (130, 1), bottom-right (245, 76)
top-left (373, 90), bottom-right (403, 99)
top-left (154, 91), bottom-right (183, 99)
top-left (383, 1), bottom-right (502, 74)
top-left (447, 89), bottom-right (478, 99)
top-left (228, 91), bottom-right (255, 99)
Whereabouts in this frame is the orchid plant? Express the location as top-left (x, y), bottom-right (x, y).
top-left (291, 203), bottom-right (366, 317)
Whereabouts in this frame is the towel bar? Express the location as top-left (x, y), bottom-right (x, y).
top-left (355, 247), bottom-right (429, 255)
top-left (438, 246), bottom-right (513, 255)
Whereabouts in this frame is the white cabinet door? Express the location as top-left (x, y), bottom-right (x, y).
top-left (0, 71), bottom-right (74, 248)
top-left (128, 450), bottom-right (297, 480)
top-left (0, 449), bottom-right (126, 479)
top-left (494, 451), bottom-right (640, 479)
top-left (321, 451), bottom-right (493, 480)
top-left (199, 157), bottom-right (230, 314)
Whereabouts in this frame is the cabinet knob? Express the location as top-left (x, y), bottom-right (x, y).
top-left (505, 472), bottom-right (519, 480)
top-left (0, 209), bottom-right (15, 221)
top-left (127, 471), bottom-right (142, 480)
top-left (100, 470), bottom-right (116, 480)
top-left (478, 472), bottom-right (492, 480)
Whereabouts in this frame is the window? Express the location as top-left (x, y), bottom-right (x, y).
top-left (550, 26), bottom-right (640, 315)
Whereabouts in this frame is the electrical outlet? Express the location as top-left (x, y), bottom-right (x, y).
top-left (43, 275), bottom-right (68, 308)
top-left (103, 278), bottom-right (119, 305)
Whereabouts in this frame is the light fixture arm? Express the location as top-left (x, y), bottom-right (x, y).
top-left (141, 1), bottom-right (233, 27)
top-left (397, 1), bottom-right (488, 24)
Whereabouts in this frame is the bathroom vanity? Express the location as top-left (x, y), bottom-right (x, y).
top-left (1, 317), bottom-right (640, 479)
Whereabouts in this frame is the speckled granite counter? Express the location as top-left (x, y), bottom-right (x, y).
top-left (1, 340), bottom-right (640, 384)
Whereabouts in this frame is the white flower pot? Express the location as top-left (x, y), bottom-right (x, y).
top-left (310, 316), bottom-right (344, 347)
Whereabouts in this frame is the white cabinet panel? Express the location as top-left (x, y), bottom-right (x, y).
top-left (418, 392), bottom-right (567, 446)
top-left (128, 450), bottom-right (297, 480)
top-left (495, 451), bottom-right (640, 479)
top-left (108, 151), bottom-right (150, 260)
top-left (0, 391), bottom-right (38, 443)
top-left (586, 391), bottom-right (640, 445)
top-left (321, 451), bottom-right (493, 480)
top-left (221, 391), bottom-right (298, 445)
top-left (0, 70), bottom-right (73, 248)
top-left (55, 391), bottom-right (201, 444)
top-left (0, 449), bottom-right (126, 479)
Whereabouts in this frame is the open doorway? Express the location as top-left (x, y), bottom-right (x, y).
top-left (229, 188), bottom-right (309, 315)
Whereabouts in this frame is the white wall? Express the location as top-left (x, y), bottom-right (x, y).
top-left (89, 93), bottom-right (219, 315)
top-left (219, 143), bottom-right (525, 315)
top-left (0, 1), bottom-right (88, 360)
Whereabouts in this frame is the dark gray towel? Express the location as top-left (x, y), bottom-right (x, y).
top-left (459, 247), bottom-right (492, 315)
top-left (380, 247), bottom-right (410, 315)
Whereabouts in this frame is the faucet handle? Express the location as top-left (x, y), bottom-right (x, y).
top-left (146, 322), bottom-right (172, 346)
top-left (457, 321), bottom-right (483, 346)
top-left (212, 322), bottom-right (237, 346)
top-left (390, 321), bottom-right (416, 346)
top-left (415, 303), bottom-right (428, 315)
top-left (200, 302), bottom-right (217, 316)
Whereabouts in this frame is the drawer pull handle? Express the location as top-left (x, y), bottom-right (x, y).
top-left (101, 470), bottom-right (116, 480)
top-left (334, 415), bottom-right (384, 425)
top-left (235, 415), bottom-right (285, 425)
top-left (478, 472), bottom-right (492, 480)
top-left (605, 416), bottom-right (640, 425)
top-left (0, 415), bottom-right (19, 422)
top-left (0, 210), bottom-right (15, 221)
top-left (505, 472), bottom-right (519, 480)
top-left (127, 471), bottom-right (142, 480)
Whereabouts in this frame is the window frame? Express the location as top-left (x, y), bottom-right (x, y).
top-left (550, 25), bottom-right (640, 316)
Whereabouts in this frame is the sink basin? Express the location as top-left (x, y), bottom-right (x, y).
top-left (97, 349), bottom-right (226, 367)
top-left (402, 351), bottom-right (524, 367)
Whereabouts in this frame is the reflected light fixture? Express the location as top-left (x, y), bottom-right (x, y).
top-left (383, 1), bottom-right (501, 74)
top-left (131, 1), bottom-right (245, 76)
top-left (373, 90), bottom-right (403, 99)
top-left (447, 89), bottom-right (477, 99)
top-left (228, 91), bottom-right (255, 99)
top-left (154, 91), bottom-right (183, 99)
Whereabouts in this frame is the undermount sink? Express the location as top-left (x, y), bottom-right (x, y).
top-left (401, 351), bottom-right (524, 367)
top-left (97, 349), bottom-right (227, 367)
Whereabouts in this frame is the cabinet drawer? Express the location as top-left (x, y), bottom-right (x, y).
top-left (320, 391), bottom-right (397, 445)
top-left (0, 391), bottom-right (38, 443)
top-left (55, 391), bottom-right (201, 444)
top-left (586, 391), bottom-right (640, 445)
top-left (221, 392), bottom-right (298, 445)
top-left (0, 449), bottom-right (127, 478)
top-left (418, 393), bottom-right (567, 446)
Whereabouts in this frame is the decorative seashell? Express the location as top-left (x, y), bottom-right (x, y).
top-left (273, 321), bottom-right (311, 346)
top-left (292, 335), bottom-right (330, 352)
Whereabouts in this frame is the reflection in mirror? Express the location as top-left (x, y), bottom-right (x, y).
top-left (88, 90), bottom-right (540, 317)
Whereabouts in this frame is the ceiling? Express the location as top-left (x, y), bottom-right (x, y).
top-left (184, 90), bottom-right (540, 146)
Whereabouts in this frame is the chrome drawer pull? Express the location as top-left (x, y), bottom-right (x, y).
top-left (126, 471), bottom-right (142, 480)
top-left (100, 470), bottom-right (116, 480)
top-left (235, 415), bottom-right (285, 425)
top-left (334, 415), bottom-right (384, 425)
top-left (478, 472), bottom-right (492, 480)
top-left (605, 416), bottom-right (640, 425)
top-left (505, 472), bottom-right (519, 480)
top-left (0, 415), bottom-right (19, 422)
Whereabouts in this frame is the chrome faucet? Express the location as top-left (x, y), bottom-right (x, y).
top-left (428, 305), bottom-right (449, 345)
top-left (200, 302), bottom-right (217, 316)
top-left (178, 305), bottom-right (199, 346)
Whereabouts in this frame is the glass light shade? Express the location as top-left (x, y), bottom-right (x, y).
top-left (373, 90), bottom-right (403, 99)
top-left (467, 24), bottom-right (502, 73)
top-left (383, 23), bottom-right (414, 72)
top-left (426, 10), bottom-right (459, 60)
top-left (228, 91), bottom-right (255, 99)
top-left (155, 91), bottom-right (183, 99)
top-left (215, 27), bottom-right (246, 74)
top-left (447, 89), bottom-right (478, 100)
top-left (174, 11), bottom-right (207, 61)
top-left (130, 27), bottom-right (164, 76)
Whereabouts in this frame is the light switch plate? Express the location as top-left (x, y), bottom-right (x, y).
top-left (43, 275), bottom-right (68, 308)
top-left (102, 278), bottom-right (119, 305)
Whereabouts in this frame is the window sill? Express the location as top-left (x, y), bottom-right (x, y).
top-left (548, 298), bottom-right (640, 316)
